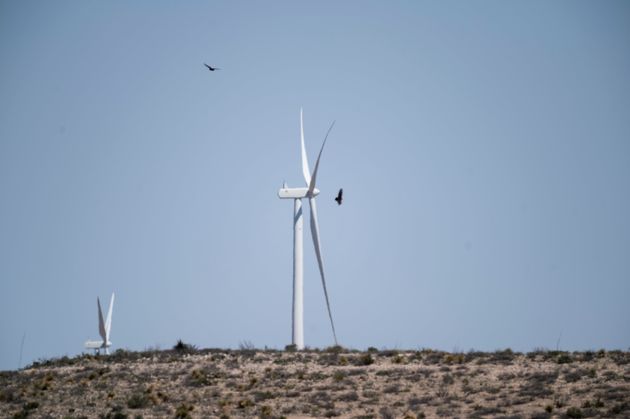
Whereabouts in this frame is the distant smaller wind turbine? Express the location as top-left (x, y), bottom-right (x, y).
top-left (204, 63), bottom-right (221, 71)
top-left (84, 293), bottom-right (115, 355)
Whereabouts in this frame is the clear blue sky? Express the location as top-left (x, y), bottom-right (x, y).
top-left (1, 1), bottom-right (629, 371)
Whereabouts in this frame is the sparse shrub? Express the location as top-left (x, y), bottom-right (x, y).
top-left (435, 406), bottom-right (453, 417)
top-left (464, 350), bottom-right (488, 364)
top-left (545, 404), bottom-right (553, 413)
top-left (444, 353), bottom-right (465, 364)
top-left (424, 350), bottom-right (444, 364)
top-left (173, 340), bottom-right (197, 353)
top-left (566, 406), bottom-right (584, 418)
top-left (441, 373), bottom-right (454, 385)
top-left (237, 398), bottom-right (253, 409)
top-left (469, 405), bottom-right (504, 417)
top-left (284, 344), bottom-right (297, 352)
top-left (384, 383), bottom-right (401, 394)
top-left (379, 406), bottom-right (395, 419)
top-left (367, 346), bottom-right (378, 353)
top-left (609, 402), bottom-right (628, 415)
top-left (238, 340), bottom-right (255, 350)
top-left (333, 370), bottom-right (345, 382)
top-left (127, 392), bottom-right (150, 409)
top-left (188, 369), bottom-right (211, 386)
top-left (12, 411), bottom-right (28, 419)
top-left (295, 368), bottom-right (307, 379)
top-left (253, 391), bottom-right (274, 402)
top-left (355, 353), bottom-right (374, 366)
top-left (491, 348), bottom-right (517, 363)
top-left (484, 384), bottom-right (501, 395)
top-left (11, 401), bottom-right (39, 419)
top-left (555, 397), bottom-right (567, 408)
top-left (325, 345), bottom-right (344, 353)
top-left (23, 401), bottom-right (39, 410)
top-left (602, 369), bottom-right (618, 381)
top-left (497, 372), bottom-right (516, 381)
top-left (259, 405), bottom-right (272, 418)
top-left (100, 405), bottom-right (129, 419)
top-left (556, 353), bottom-right (573, 364)
top-left (33, 372), bottom-right (55, 391)
top-left (392, 355), bottom-right (405, 364)
top-left (0, 388), bottom-right (17, 403)
top-left (608, 349), bottom-right (630, 365)
top-left (339, 391), bottom-right (359, 402)
top-left (174, 403), bottom-right (194, 418)
top-left (564, 368), bottom-right (591, 383)
top-left (309, 391), bottom-right (334, 410)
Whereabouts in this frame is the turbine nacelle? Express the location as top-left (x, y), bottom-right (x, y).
top-left (278, 187), bottom-right (320, 199)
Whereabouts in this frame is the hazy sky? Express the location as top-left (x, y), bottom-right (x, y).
top-left (1, 1), bottom-right (629, 371)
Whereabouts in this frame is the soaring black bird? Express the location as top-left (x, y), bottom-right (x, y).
top-left (204, 63), bottom-right (221, 71)
top-left (335, 188), bottom-right (343, 205)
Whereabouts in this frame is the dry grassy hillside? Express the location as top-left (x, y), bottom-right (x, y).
top-left (1, 346), bottom-right (629, 418)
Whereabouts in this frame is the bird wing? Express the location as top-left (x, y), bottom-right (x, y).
top-left (204, 63), bottom-right (211, 69)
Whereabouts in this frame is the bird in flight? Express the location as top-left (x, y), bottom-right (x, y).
top-left (335, 188), bottom-right (343, 205)
top-left (204, 63), bottom-right (221, 71)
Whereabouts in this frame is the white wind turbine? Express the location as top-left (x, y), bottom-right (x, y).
top-left (278, 108), bottom-right (338, 350)
top-left (84, 293), bottom-right (115, 355)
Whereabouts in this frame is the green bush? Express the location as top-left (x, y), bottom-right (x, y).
top-left (259, 405), bottom-right (272, 418)
top-left (127, 392), bottom-right (150, 409)
top-left (174, 403), bottom-right (193, 419)
top-left (173, 340), bottom-right (197, 353)
top-left (332, 371), bottom-right (345, 383)
top-left (557, 353), bottom-right (573, 364)
top-left (566, 406), bottom-right (584, 418)
top-left (325, 345), bottom-right (344, 353)
top-left (356, 353), bottom-right (374, 366)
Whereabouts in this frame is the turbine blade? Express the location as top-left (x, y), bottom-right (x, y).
top-left (105, 293), bottom-right (115, 341)
top-left (97, 298), bottom-right (106, 342)
top-left (300, 108), bottom-right (311, 186)
top-left (308, 197), bottom-right (338, 345)
top-left (307, 121), bottom-right (335, 195)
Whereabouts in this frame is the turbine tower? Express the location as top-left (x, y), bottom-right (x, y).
top-left (278, 109), bottom-right (338, 350)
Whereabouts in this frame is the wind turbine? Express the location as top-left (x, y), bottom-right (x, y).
top-left (84, 293), bottom-right (115, 355)
top-left (278, 109), bottom-right (338, 350)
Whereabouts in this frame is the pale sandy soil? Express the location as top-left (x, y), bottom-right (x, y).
top-left (1, 348), bottom-right (629, 418)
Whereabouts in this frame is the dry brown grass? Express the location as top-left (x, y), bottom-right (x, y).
top-left (1, 348), bottom-right (629, 418)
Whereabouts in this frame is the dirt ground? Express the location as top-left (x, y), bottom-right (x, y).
top-left (1, 348), bottom-right (629, 418)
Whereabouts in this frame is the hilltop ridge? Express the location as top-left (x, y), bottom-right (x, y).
top-left (1, 347), bottom-right (629, 418)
